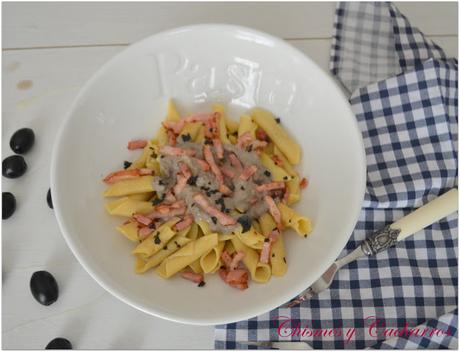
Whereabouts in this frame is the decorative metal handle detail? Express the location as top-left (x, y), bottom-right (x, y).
top-left (361, 225), bottom-right (401, 256)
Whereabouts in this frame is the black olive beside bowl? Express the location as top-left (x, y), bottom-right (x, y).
top-left (47, 188), bottom-right (53, 209)
top-left (45, 338), bottom-right (72, 349)
top-left (10, 127), bottom-right (35, 154)
top-left (30, 271), bottom-right (59, 306)
top-left (2, 155), bottom-right (27, 178)
top-left (2, 192), bottom-right (16, 219)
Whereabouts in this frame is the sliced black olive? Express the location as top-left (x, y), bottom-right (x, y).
top-left (45, 338), bottom-right (72, 349)
top-left (2, 155), bottom-right (27, 178)
top-left (237, 215), bottom-right (251, 232)
top-left (10, 128), bottom-right (35, 154)
top-left (2, 192), bottom-right (16, 219)
top-left (47, 188), bottom-right (53, 209)
top-left (30, 271), bottom-right (59, 306)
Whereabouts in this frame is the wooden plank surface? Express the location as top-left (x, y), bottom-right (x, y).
top-left (2, 2), bottom-right (458, 349)
top-left (3, 2), bottom-right (457, 48)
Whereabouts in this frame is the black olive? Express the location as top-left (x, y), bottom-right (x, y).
top-left (2, 155), bottom-right (27, 178)
top-left (30, 271), bottom-right (59, 306)
top-left (237, 215), bottom-right (251, 232)
top-left (47, 188), bottom-right (53, 209)
top-left (45, 338), bottom-right (72, 349)
top-left (10, 128), bottom-right (35, 154)
top-left (2, 192), bottom-right (16, 219)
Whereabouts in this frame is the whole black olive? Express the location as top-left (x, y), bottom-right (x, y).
top-left (2, 155), bottom-right (27, 178)
top-left (30, 271), bottom-right (59, 306)
top-left (2, 192), bottom-right (16, 219)
top-left (45, 338), bottom-right (72, 349)
top-left (47, 188), bottom-right (53, 209)
top-left (10, 128), bottom-right (35, 154)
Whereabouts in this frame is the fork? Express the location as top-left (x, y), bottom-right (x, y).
top-left (286, 188), bottom-right (458, 308)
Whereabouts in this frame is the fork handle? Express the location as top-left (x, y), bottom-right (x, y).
top-left (361, 188), bottom-right (458, 256)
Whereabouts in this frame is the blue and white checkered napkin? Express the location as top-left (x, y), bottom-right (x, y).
top-left (215, 2), bottom-right (458, 349)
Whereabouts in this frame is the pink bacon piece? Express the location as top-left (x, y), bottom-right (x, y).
top-left (180, 271), bottom-right (204, 284)
top-left (249, 140), bottom-right (268, 150)
top-left (240, 165), bottom-right (257, 181)
top-left (229, 251), bottom-right (245, 271)
top-left (178, 162), bottom-right (192, 179)
top-left (300, 177), bottom-right (309, 189)
top-left (259, 240), bottom-right (272, 264)
top-left (219, 184), bottom-right (232, 196)
top-left (127, 139), bottom-right (148, 150)
top-left (159, 145), bottom-right (196, 157)
top-left (282, 187), bottom-right (290, 204)
top-left (173, 174), bottom-right (188, 195)
top-left (236, 131), bottom-right (253, 149)
top-left (229, 153), bottom-right (243, 174)
top-left (167, 129), bottom-right (177, 146)
top-left (138, 226), bottom-right (154, 240)
top-left (264, 195), bottom-right (282, 229)
top-left (133, 214), bottom-right (153, 226)
top-left (173, 215), bottom-right (194, 231)
top-left (103, 169), bottom-right (140, 184)
top-left (164, 190), bottom-right (176, 203)
top-left (163, 120), bottom-right (185, 134)
top-left (194, 158), bottom-right (210, 172)
top-left (224, 269), bottom-right (249, 290)
top-left (203, 145), bottom-right (224, 184)
top-left (184, 112), bottom-right (220, 124)
top-left (256, 181), bottom-right (285, 192)
top-left (213, 138), bottom-right (224, 159)
top-left (139, 168), bottom-right (154, 175)
top-left (193, 193), bottom-right (236, 226)
top-left (221, 166), bottom-right (236, 178)
top-left (221, 250), bottom-right (233, 269)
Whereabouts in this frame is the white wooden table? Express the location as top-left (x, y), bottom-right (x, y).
top-left (3, 2), bottom-right (457, 349)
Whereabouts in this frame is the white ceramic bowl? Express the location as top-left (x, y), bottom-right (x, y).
top-left (51, 24), bottom-right (366, 325)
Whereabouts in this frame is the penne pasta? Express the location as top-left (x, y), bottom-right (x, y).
top-left (135, 235), bottom-right (191, 273)
top-left (128, 192), bottom-right (154, 201)
top-left (103, 176), bottom-right (154, 197)
top-left (235, 226), bottom-right (266, 250)
top-left (212, 103), bottom-right (231, 144)
top-left (166, 99), bottom-right (181, 122)
top-left (116, 221), bottom-right (139, 242)
top-left (286, 175), bottom-right (301, 205)
top-left (200, 241), bottom-right (225, 273)
top-left (278, 203), bottom-right (312, 237)
top-left (259, 152), bottom-right (292, 182)
top-left (188, 258), bottom-right (204, 274)
top-left (251, 107), bottom-right (301, 164)
top-left (132, 219), bottom-right (179, 257)
top-left (238, 114), bottom-right (256, 138)
top-left (230, 236), bottom-right (271, 283)
top-left (273, 146), bottom-right (297, 177)
top-left (105, 198), bottom-right (154, 217)
top-left (258, 212), bottom-right (287, 276)
top-left (156, 233), bottom-right (218, 278)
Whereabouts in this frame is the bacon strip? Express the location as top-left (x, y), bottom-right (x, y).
top-left (103, 169), bottom-right (140, 184)
top-left (164, 190), bottom-right (176, 203)
top-left (194, 158), bottom-right (210, 172)
top-left (282, 187), bottom-right (290, 204)
top-left (133, 214), bottom-right (153, 226)
top-left (138, 226), bottom-right (154, 240)
top-left (180, 271), bottom-right (204, 284)
top-left (193, 193), bottom-right (236, 226)
top-left (256, 128), bottom-right (269, 141)
top-left (219, 269), bottom-right (249, 290)
top-left (173, 215), bottom-right (194, 231)
top-left (264, 195), bottom-right (282, 228)
top-left (203, 145), bottom-right (224, 184)
top-left (163, 120), bottom-right (185, 134)
top-left (173, 174), bottom-right (188, 195)
top-left (127, 139), bottom-right (148, 150)
top-left (240, 165), bottom-right (257, 181)
top-left (221, 250), bottom-right (233, 269)
top-left (219, 184), bottom-right (232, 196)
top-left (272, 155), bottom-right (284, 166)
top-left (221, 166), bottom-right (236, 178)
top-left (213, 138), bottom-right (224, 159)
top-left (229, 153), bottom-right (243, 174)
top-left (256, 181), bottom-right (285, 192)
top-left (300, 177), bottom-right (309, 189)
top-left (249, 140), bottom-right (268, 150)
top-left (159, 145), bottom-right (196, 157)
top-left (167, 129), bottom-right (177, 146)
top-left (229, 251), bottom-right (245, 271)
top-left (178, 162), bottom-right (192, 179)
top-left (146, 206), bottom-right (186, 220)
top-left (259, 240), bottom-right (272, 264)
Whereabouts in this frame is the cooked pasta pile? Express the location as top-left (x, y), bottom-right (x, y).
top-left (102, 100), bottom-right (312, 289)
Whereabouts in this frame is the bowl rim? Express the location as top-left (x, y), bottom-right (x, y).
top-left (50, 23), bottom-right (367, 325)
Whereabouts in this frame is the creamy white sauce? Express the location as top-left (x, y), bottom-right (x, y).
top-left (152, 142), bottom-right (273, 233)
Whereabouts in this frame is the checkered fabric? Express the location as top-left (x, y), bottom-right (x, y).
top-left (215, 2), bottom-right (458, 349)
